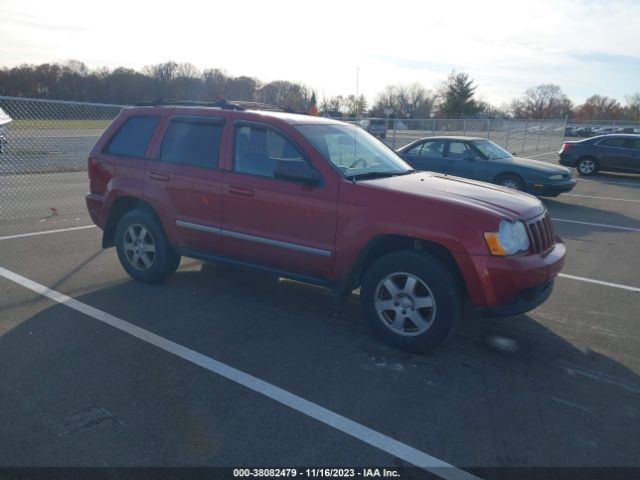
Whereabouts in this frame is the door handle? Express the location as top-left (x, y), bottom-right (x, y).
top-left (229, 185), bottom-right (255, 197)
top-left (148, 172), bottom-right (170, 182)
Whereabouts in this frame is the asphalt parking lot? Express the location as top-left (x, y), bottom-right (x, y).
top-left (1, 150), bottom-right (639, 479)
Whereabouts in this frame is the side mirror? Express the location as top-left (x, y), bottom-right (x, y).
top-left (274, 159), bottom-right (321, 185)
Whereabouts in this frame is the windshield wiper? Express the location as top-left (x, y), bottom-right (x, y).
top-left (346, 170), bottom-right (416, 181)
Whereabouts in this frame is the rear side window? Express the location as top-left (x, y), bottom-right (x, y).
top-left (106, 116), bottom-right (160, 157)
top-left (160, 117), bottom-right (223, 169)
top-left (406, 140), bottom-right (444, 157)
top-left (599, 138), bottom-right (627, 148)
top-left (625, 138), bottom-right (640, 150)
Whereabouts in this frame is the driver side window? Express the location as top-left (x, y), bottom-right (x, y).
top-left (234, 126), bottom-right (304, 178)
top-left (447, 141), bottom-right (472, 160)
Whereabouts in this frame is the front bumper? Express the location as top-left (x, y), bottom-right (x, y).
top-left (529, 178), bottom-right (577, 197)
top-left (477, 280), bottom-right (554, 316)
top-left (460, 241), bottom-right (566, 314)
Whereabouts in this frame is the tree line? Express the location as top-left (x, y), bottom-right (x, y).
top-left (1, 60), bottom-right (639, 121)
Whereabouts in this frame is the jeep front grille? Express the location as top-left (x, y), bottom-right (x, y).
top-left (527, 213), bottom-right (555, 254)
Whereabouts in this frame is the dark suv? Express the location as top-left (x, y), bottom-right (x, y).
top-left (87, 101), bottom-right (566, 352)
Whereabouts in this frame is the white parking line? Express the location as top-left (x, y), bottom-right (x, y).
top-left (559, 273), bottom-right (640, 293)
top-left (552, 218), bottom-right (640, 233)
top-left (0, 265), bottom-right (478, 480)
top-left (0, 225), bottom-right (96, 241)
top-left (562, 194), bottom-right (640, 204)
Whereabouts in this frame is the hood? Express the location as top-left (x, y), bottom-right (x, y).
top-left (361, 172), bottom-right (545, 221)
top-left (510, 156), bottom-right (571, 174)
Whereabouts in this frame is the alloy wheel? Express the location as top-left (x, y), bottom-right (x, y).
top-left (123, 224), bottom-right (156, 271)
top-left (374, 272), bottom-right (437, 337)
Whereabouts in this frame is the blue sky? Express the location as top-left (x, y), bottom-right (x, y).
top-left (1, 0), bottom-right (639, 107)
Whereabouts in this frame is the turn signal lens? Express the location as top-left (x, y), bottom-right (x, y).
top-left (484, 232), bottom-right (507, 256)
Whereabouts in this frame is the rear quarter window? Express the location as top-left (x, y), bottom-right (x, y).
top-left (598, 138), bottom-right (627, 148)
top-left (106, 115), bottom-right (160, 157)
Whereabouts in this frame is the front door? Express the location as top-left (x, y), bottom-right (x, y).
top-left (222, 123), bottom-right (338, 279)
top-left (444, 140), bottom-right (487, 180)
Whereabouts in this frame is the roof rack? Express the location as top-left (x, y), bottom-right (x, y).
top-left (134, 99), bottom-right (284, 112)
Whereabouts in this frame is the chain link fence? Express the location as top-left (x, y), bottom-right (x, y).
top-left (0, 96), bottom-right (123, 221)
top-left (1, 96), bottom-right (571, 222)
top-left (346, 118), bottom-right (568, 153)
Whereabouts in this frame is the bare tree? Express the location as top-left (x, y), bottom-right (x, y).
top-left (624, 93), bottom-right (640, 121)
top-left (203, 69), bottom-right (228, 100)
top-left (510, 84), bottom-right (573, 119)
top-left (224, 76), bottom-right (258, 102)
top-left (257, 80), bottom-right (313, 111)
top-left (370, 84), bottom-right (436, 118)
top-left (575, 94), bottom-right (623, 120)
top-left (319, 95), bottom-right (346, 114)
top-left (343, 94), bottom-right (368, 117)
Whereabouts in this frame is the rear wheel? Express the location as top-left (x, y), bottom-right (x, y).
top-left (360, 251), bottom-right (462, 353)
top-left (576, 157), bottom-right (598, 176)
top-left (115, 210), bottom-right (181, 283)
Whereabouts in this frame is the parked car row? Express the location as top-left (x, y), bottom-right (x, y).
top-left (565, 125), bottom-right (639, 137)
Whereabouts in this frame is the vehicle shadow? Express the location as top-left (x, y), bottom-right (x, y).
top-left (1, 261), bottom-right (639, 467)
top-left (582, 172), bottom-right (640, 187)
top-left (542, 198), bottom-right (640, 235)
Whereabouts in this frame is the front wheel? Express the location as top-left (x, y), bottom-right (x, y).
top-left (360, 251), bottom-right (462, 353)
top-left (495, 173), bottom-right (525, 191)
top-left (115, 210), bottom-right (181, 283)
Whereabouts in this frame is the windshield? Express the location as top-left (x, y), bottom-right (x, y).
top-left (471, 140), bottom-right (512, 160)
top-left (295, 123), bottom-right (412, 178)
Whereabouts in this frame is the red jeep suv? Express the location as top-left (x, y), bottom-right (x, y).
top-left (86, 101), bottom-right (566, 352)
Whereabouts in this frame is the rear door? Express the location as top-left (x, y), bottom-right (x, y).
top-left (143, 113), bottom-right (226, 253)
top-left (399, 139), bottom-right (446, 173)
top-left (622, 138), bottom-right (640, 172)
top-left (597, 137), bottom-right (633, 171)
top-left (222, 122), bottom-right (338, 279)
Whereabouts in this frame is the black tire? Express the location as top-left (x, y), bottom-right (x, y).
top-left (115, 209), bottom-right (181, 283)
top-left (576, 157), bottom-right (598, 176)
top-left (360, 251), bottom-right (462, 353)
top-left (495, 173), bottom-right (525, 191)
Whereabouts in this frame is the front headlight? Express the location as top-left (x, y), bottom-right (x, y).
top-left (549, 174), bottom-right (563, 180)
top-left (484, 220), bottom-right (530, 256)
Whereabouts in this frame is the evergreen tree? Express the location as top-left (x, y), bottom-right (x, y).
top-left (438, 71), bottom-right (480, 117)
